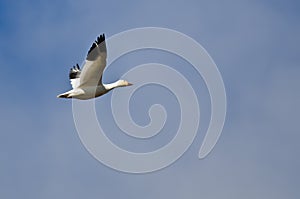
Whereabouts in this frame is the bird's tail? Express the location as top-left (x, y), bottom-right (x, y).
top-left (57, 91), bottom-right (72, 98)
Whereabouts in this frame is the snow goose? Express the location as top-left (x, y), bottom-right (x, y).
top-left (57, 34), bottom-right (132, 100)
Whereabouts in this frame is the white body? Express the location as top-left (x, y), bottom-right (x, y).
top-left (58, 81), bottom-right (131, 100)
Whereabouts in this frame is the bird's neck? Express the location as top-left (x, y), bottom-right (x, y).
top-left (103, 80), bottom-right (123, 90)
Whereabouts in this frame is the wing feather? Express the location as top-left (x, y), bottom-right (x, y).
top-left (79, 34), bottom-right (107, 87)
top-left (69, 64), bottom-right (81, 89)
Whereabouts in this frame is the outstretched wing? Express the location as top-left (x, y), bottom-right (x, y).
top-left (78, 34), bottom-right (107, 87)
top-left (69, 64), bottom-right (81, 89)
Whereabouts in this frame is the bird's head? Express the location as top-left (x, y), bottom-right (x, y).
top-left (117, 80), bottom-right (133, 87)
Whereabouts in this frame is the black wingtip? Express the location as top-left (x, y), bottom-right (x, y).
top-left (87, 33), bottom-right (106, 55)
top-left (96, 34), bottom-right (105, 44)
top-left (69, 63), bottom-right (81, 79)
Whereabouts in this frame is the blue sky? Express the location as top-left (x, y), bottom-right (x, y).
top-left (0, 0), bottom-right (299, 198)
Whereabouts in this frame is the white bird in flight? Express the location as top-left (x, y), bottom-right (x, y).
top-left (57, 34), bottom-right (132, 100)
